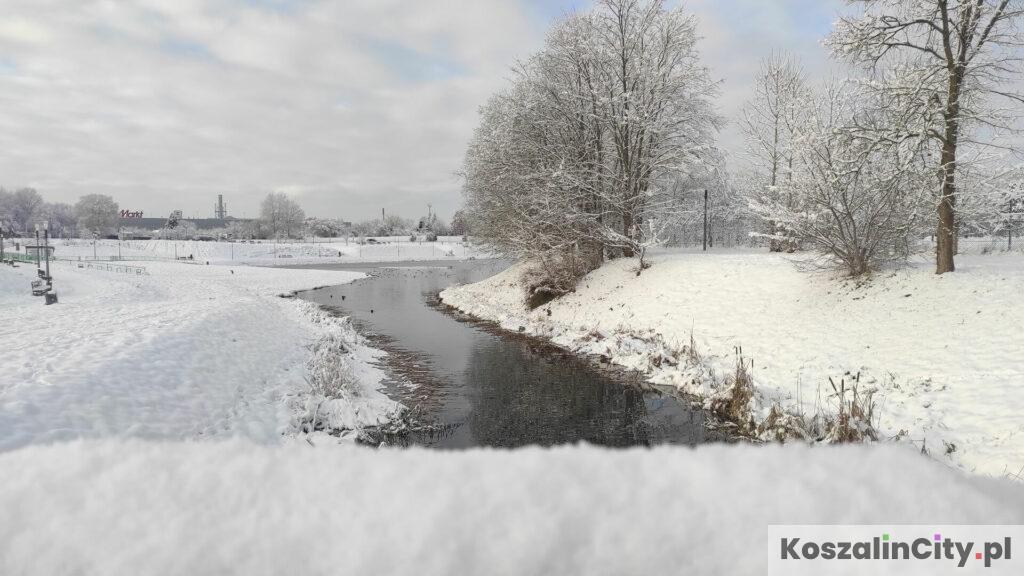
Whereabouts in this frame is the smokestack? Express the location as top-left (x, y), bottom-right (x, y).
top-left (215, 194), bottom-right (227, 219)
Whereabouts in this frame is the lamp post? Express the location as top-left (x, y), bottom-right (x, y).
top-left (42, 221), bottom-right (50, 281)
top-left (702, 188), bottom-right (709, 252)
top-left (34, 224), bottom-right (42, 270)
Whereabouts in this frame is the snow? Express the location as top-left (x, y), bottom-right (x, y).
top-left (0, 258), bottom-right (398, 450)
top-left (440, 249), bottom-right (1024, 476)
top-left (3, 251), bottom-right (1023, 574)
top-left (14, 236), bottom-right (485, 266)
top-left (0, 439), bottom-right (1020, 575)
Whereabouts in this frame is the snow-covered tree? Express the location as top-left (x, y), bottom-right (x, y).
top-left (463, 0), bottom-right (720, 284)
top-left (751, 82), bottom-right (931, 275)
top-left (827, 0), bottom-right (1024, 274)
top-left (41, 202), bottom-right (78, 238)
top-left (739, 52), bottom-right (810, 251)
top-left (0, 189), bottom-right (13, 234)
top-left (259, 191), bottom-right (305, 239)
top-left (305, 217), bottom-right (345, 238)
top-left (350, 215), bottom-right (413, 237)
top-left (225, 219), bottom-right (257, 240)
top-left (74, 193), bottom-right (119, 236)
top-left (450, 210), bottom-right (469, 236)
top-left (0, 187), bottom-right (45, 236)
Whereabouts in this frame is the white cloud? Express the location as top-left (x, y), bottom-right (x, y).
top-left (0, 0), bottom-right (541, 220)
top-left (685, 0), bottom-right (849, 166)
top-left (0, 0), bottom-right (850, 220)
top-left (0, 17), bottom-right (54, 45)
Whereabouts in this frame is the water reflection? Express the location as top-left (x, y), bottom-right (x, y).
top-left (462, 337), bottom-right (709, 447)
top-left (296, 260), bottom-right (719, 448)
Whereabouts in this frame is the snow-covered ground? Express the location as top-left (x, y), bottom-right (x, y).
top-left (0, 258), bottom-right (399, 449)
top-left (440, 249), bottom-right (1024, 477)
top-left (2, 250), bottom-right (1023, 574)
top-left (6, 236), bottom-right (484, 266)
top-left (1, 439), bottom-right (1022, 576)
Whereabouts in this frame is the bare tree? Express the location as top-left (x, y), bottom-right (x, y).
top-left (0, 188), bottom-right (12, 234)
top-left (751, 82), bottom-right (932, 275)
top-left (740, 52), bottom-right (809, 251)
top-left (74, 193), bottom-right (119, 236)
top-left (463, 0), bottom-right (720, 289)
top-left (828, 0), bottom-right (1024, 274)
top-left (41, 202), bottom-right (78, 238)
top-left (1, 187), bottom-right (45, 235)
top-left (259, 191), bottom-right (306, 239)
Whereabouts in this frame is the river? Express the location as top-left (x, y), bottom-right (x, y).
top-left (296, 259), bottom-right (721, 448)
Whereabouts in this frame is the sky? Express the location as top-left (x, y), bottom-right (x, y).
top-left (0, 0), bottom-right (846, 222)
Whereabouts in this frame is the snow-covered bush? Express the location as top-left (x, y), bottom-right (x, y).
top-left (751, 82), bottom-right (929, 276)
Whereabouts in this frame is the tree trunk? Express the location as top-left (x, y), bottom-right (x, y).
top-left (936, 136), bottom-right (957, 273)
top-left (936, 190), bottom-right (955, 273)
top-left (936, 68), bottom-right (963, 275)
top-left (622, 208), bottom-right (634, 258)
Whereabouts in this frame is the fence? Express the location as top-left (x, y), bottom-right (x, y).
top-left (3, 252), bottom-right (147, 275)
top-left (74, 260), bottom-right (149, 275)
top-left (3, 252), bottom-right (37, 264)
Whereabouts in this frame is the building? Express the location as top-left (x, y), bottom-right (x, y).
top-left (24, 245), bottom-right (56, 258)
top-left (122, 216), bottom-right (249, 232)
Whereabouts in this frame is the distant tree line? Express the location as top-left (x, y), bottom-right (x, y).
top-left (1, 187), bottom-right (464, 242)
top-left (0, 187), bottom-right (121, 238)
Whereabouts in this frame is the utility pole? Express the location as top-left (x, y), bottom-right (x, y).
top-left (1009, 199), bottom-right (1016, 251)
top-left (43, 222), bottom-right (50, 281)
top-left (702, 189), bottom-right (708, 252)
top-left (35, 226), bottom-right (41, 270)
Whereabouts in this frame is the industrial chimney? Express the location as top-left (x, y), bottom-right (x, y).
top-left (215, 194), bottom-right (227, 219)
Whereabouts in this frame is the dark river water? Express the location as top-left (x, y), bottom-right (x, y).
top-left (296, 260), bottom-right (720, 448)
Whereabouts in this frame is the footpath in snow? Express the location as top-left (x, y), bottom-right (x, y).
top-left (0, 258), bottom-right (398, 449)
top-left (440, 250), bottom-right (1024, 476)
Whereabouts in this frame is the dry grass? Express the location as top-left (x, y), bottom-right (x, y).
top-left (677, 338), bottom-right (880, 445)
top-left (820, 375), bottom-right (879, 443)
top-left (708, 349), bottom-right (757, 435)
top-left (521, 247), bottom-right (601, 309)
top-left (300, 332), bottom-right (359, 433)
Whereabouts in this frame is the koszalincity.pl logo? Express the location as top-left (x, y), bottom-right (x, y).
top-left (781, 532), bottom-right (1012, 567)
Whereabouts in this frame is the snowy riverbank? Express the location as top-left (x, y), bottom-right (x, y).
top-left (0, 259), bottom-right (399, 449)
top-left (439, 249), bottom-right (1024, 477)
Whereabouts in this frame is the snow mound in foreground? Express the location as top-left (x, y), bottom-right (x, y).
top-left (1, 440), bottom-right (1021, 575)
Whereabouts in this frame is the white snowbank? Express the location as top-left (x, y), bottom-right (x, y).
top-left (0, 439), bottom-right (1020, 576)
top-left (0, 259), bottom-right (398, 449)
top-left (440, 250), bottom-right (1024, 476)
